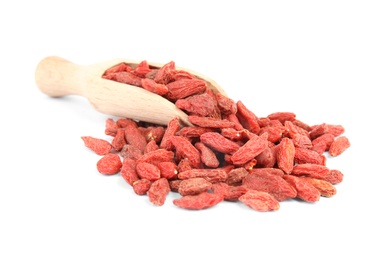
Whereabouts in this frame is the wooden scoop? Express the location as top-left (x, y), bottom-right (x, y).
top-left (35, 56), bottom-right (226, 126)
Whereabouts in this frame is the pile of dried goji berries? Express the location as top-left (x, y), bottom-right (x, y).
top-left (81, 60), bottom-right (350, 212)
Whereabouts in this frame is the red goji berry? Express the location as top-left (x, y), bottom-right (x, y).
top-left (178, 169), bottom-right (228, 183)
top-left (140, 78), bottom-right (168, 96)
top-left (133, 179), bottom-right (152, 195)
top-left (168, 136), bottom-right (202, 169)
top-left (132, 60), bottom-right (152, 77)
top-left (165, 78), bottom-right (207, 101)
top-left (225, 167), bottom-right (249, 186)
top-left (230, 132), bottom-right (269, 165)
top-left (96, 153), bottom-right (122, 175)
top-left (200, 132), bottom-right (241, 154)
top-left (160, 117), bottom-right (181, 149)
top-left (175, 92), bottom-right (218, 117)
top-left (242, 171), bottom-right (297, 201)
top-left (276, 137), bottom-right (295, 174)
top-left (267, 112), bottom-right (296, 124)
top-left (154, 61), bottom-right (175, 84)
top-left (236, 101), bottom-right (260, 134)
top-left (239, 190), bottom-right (280, 212)
top-left (188, 115), bottom-right (236, 129)
top-left (211, 182), bottom-right (248, 201)
top-left (215, 93), bottom-right (237, 116)
top-left (136, 162), bottom-right (161, 181)
top-left (291, 163), bottom-right (330, 180)
top-left (157, 161), bottom-right (178, 180)
top-left (329, 136), bottom-right (350, 156)
top-left (283, 175), bottom-right (320, 203)
top-left (301, 177), bottom-right (337, 197)
top-left (173, 192), bottom-right (224, 210)
top-left (147, 178), bottom-right (170, 206)
top-left (121, 158), bottom-right (138, 186)
top-left (195, 142), bottom-right (220, 168)
top-left (124, 124), bottom-right (147, 153)
top-left (178, 177), bottom-right (213, 196)
top-left (81, 136), bottom-right (112, 156)
top-left (111, 128), bottom-right (126, 152)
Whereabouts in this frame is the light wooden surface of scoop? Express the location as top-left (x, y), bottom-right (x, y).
top-left (35, 56), bottom-right (226, 126)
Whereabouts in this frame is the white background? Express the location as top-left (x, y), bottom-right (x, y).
top-left (1, 1), bottom-right (389, 259)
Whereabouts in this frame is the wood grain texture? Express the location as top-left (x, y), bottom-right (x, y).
top-left (35, 56), bottom-right (226, 126)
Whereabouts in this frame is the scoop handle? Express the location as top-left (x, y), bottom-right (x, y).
top-left (35, 56), bottom-right (86, 97)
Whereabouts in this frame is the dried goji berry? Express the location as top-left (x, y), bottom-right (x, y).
top-left (111, 71), bottom-right (142, 86)
top-left (276, 137), bottom-right (295, 174)
top-left (294, 147), bottom-right (325, 165)
top-left (283, 175), bottom-right (320, 202)
top-left (124, 123), bottom-right (147, 153)
top-left (200, 132), bottom-right (241, 154)
top-left (215, 93), bottom-right (237, 116)
top-left (120, 144), bottom-right (143, 160)
top-left (142, 126), bottom-right (165, 144)
top-left (284, 120), bottom-right (309, 139)
top-left (169, 179), bottom-right (182, 192)
top-left (111, 128), bottom-right (126, 152)
top-left (133, 179), bottom-right (152, 195)
top-left (168, 136), bottom-right (202, 169)
top-left (255, 147), bottom-right (276, 168)
top-left (160, 117), bottom-right (181, 149)
top-left (177, 158), bottom-right (193, 172)
top-left (104, 62), bottom-right (131, 74)
top-left (132, 60), bottom-right (152, 77)
top-left (141, 78), bottom-right (169, 96)
top-left (324, 169), bottom-right (344, 185)
top-left (173, 192), bottom-right (224, 210)
top-left (176, 126), bottom-right (213, 138)
top-left (171, 69), bottom-right (194, 81)
top-left (144, 139), bottom-right (159, 153)
top-left (147, 178), bottom-right (170, 206)
top-left (136, 162), bottom-right (161, 181)
top-left (291, 163), bottom-right (330, 180)
top-left (195, 142), bottom-right (220, 168)
top-left (211, 182), bottom-right (248, 201)
top-left (116, 118), bottom-right (138, 128)
top-left (157, 161), bottom-right (178, 180)
top-left (230, 132), bottom-right (269, 165)
top-left (175, 92), bottom-right (218, 117)
top-left (326, 124), bottom-right (345, 137)
top-left (239, 190), bottom-right (280, 212)
top-left (178, 169), bottom-right (228, 183)
top-left (293, 119), bottom-right (312, 132)
top-left (258, 126), bottom-right (284, 143)
top-left (96, 153), bottom-right (122, 175)
top-left (242, 171), bottom-right (297, 201)
top-left (301, 177), bottom-right (337, 197)
top-left (188, 115), bottom-right (236, 129)
top-left (81, 136), bottom-right (112, 156)
top-left (236, 101), bottom-right (260, 134)
top-left (121, 158), bottom-right (139, 186)
top-left (329, 136), bottom-right (350, 156)
top-left (312, 133), bottom-right (335, 152)
top-left (310, 123), bottom-right (328, 140)
top-left (267, 112), bottom-right (296, 124)
top-left (178, 177), bottom-right (213, 196)
top-left (165, 78), bottom-right (207, 101)
top-left (105, 118), bottom-right (118, 136)
top-left (154, 60), bottom-right (175, 84)
top-left (136, 149), bottom-right (175, 166)
top-left (225, 167), bottom-right (249, 186)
